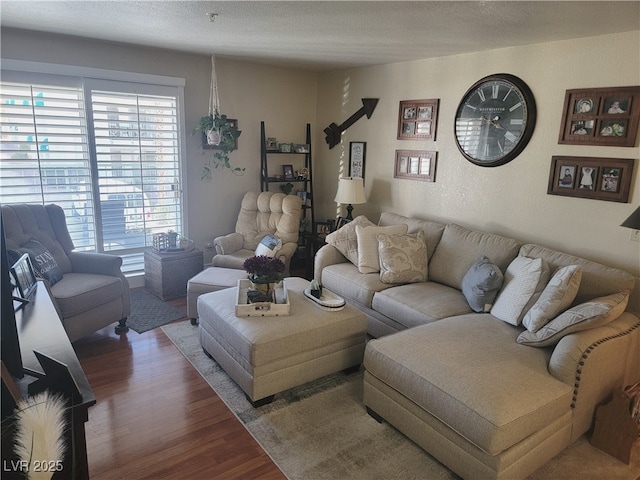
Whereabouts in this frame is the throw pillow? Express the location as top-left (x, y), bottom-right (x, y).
top-left (522, 265), bottom-right (583, 333)
top-left (355, 224), bottom-right (408, 274)
top-left (255, 234), bottom-right (282, 258)
top-left (377, 231), bottom-right (428, 284)
top-left (517, 292), bottom-right (629, 347)
top-left (10, 239), bottom-right (63, 286)
top-left (490, 256), bottom-right (550, 326)
top-left (325, 215), bottom-right (375, 265)
top-left (461, 256), bottom-right (504, 313)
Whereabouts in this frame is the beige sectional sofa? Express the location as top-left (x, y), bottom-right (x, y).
top-left (314, 212), bottom-right (640, 479)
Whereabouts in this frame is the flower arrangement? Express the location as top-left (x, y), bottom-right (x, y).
top-left (243, 255), bottom-right (285, 284)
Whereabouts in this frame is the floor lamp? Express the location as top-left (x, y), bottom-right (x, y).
top-left (334, 177), bottom-right (366, 221)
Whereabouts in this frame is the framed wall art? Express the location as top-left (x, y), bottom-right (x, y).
top-left (394, 150), bottom-right (437, 182)
top-left (397, 99), bottom-right (439, 141)
top-left (349, 141), bottom-right (366, 179)
top-left (547, 156), bottom-right (634, 203)
top-left (558, 86), bottom-right (640, 147)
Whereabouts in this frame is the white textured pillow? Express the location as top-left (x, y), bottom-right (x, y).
top-left (255, 234), bottom-right (282, 257)
top-left (517, 292), bottom-right (629, 347)
top-left (522, 265), bottom-right (583, 332)
top-left (490, 256), bottom-right (550, 326)
top-left (377, 231), bottom-right (428, 284)
top-left (356, 224), bottom-right (408, 274)
top-left (325, 215), bottom-right (375, 265)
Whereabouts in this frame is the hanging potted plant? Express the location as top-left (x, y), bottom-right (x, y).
top-left (193, 111), bottom-right (244, 176)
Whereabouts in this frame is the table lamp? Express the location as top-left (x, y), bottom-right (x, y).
top-left (334, 177), bottom-right (366, 220)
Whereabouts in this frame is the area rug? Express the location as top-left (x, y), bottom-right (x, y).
top-left (161, 320), bottom-right (640, 480)
top-left (127, 290), bottom-right (186, 334)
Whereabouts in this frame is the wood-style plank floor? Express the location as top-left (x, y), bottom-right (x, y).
top-left (73, 292), bottom-right (285, 480)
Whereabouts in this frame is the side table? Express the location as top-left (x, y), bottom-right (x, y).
top-left (304, 233), bottom-right (327, 279)
top-left (144, 248), bottom-right (203, 300)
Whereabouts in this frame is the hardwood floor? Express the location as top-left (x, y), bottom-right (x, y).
top-left (73, 292), bottom-right (285, 480)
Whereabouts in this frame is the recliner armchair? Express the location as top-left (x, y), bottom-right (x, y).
top-left (1, 203), bottom-right (130, 342)
top-left (212, 191), bottom-right (302, 273)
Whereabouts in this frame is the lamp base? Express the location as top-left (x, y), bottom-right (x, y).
top-left (346, 204), bottom-right (354, 221)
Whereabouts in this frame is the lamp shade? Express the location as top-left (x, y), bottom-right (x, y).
top-left (334, 177), bottom-right (367, 205)
top-left (621, 206), bottom-right (640, 229)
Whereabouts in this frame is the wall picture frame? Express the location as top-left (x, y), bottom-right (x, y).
top-left (558, 86), bottom-right (640, 147)
top-left (394, 150), bottom-right (437, 182)
top-left (349, 141), bottom-right (366, 179)
top-left (397, 99), bottom-right (439, 141)
top-left (547, 156), bottom-right (634, 203)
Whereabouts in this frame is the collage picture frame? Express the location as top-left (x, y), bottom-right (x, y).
top-left (547, 156), bottom-right (634, 203)
top-left (397, 99), bottom-right (439, 141)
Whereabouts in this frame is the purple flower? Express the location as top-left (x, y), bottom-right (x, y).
top-left (243, 255), bottom-right (285, 283)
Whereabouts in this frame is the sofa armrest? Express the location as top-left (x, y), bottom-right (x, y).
top-left (314, 244), bottom-right (348, 284)
top-left (68, 251), bottom-right (124, 277)
top-left (549, 311), bottom-right (640, 441)
top-left (214, 233), bottom-right (244, 255)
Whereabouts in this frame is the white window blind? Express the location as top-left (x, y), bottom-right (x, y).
top-left (1, 74), bottom-right (184, 273)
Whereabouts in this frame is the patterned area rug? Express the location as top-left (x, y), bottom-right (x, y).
top-left (127, 290), bottom-right (186, 334)
top-left (161, 320), bottom-right (640, 480)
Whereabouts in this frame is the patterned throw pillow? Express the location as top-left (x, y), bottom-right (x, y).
top-left (490, 256), bottom-right (550, 326)
top-left (517, 292), bottom-right (629, 347)
top-left (461, 256), bottom-right (504, 313)
top-left (325, 215), bottom-right (375, 265)
top-left (355, 224), bottom-right (408, 274)
top-left (9, 239), bottom-right (63, 286)
top-left (522, 265), bottom-right (582, 332)
top-left (377, 231), bottom-right (428, 284)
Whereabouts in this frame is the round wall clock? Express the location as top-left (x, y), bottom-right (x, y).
top-left (454, 73), bottom-right (536, 167)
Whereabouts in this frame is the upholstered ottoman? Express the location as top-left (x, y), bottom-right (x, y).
top-left (198, 277), bottom-right (367, 406)
top-left (186, 267), bottom-right (248, 324)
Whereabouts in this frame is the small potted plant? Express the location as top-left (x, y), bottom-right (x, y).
top-left (193, 111), bottom-right (244, 175)
top-left (243, 255), bottom-right (285, 302)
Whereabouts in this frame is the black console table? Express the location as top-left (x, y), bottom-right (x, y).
top-left (3, 281), bottom-right (95, 479)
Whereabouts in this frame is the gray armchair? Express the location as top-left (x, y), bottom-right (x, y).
top-left (212, 191), bottom-right (302, 274)
top-left (2, 203), bottom-right (129, 342)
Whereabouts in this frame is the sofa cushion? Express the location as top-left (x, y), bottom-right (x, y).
top-left (517, 292), bottom-right (629, 347)
top-left (522, 265), bottom-right (582, 332)
top-left (491, 256), bottom-right (550, 326)
top-left (9, 239), bottom-right (64, 286)
top-left (519, 244), bottom-right (635, 307)
top-left (461, 256), bottom-right (504, 313)
top-left (378, 212), bottom-right (446, 261)
top-left (428, 224), bottom-right (520, 290)
top-left (51, 272), bottom-right (125, 318)
top-left (372, 282), bottom-right (472, 329)
top-left (321, 262), bottom-right (391, 309)
top-left (364, 315), bottom-right (572, 455)
top-left (355, 224), bottom-right (408, 274)
top-left (325, 215), bottom-right (375, 265)
top-left (377, 231), bottom-right (428, 284)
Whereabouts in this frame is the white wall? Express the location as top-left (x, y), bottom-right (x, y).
top-left (314, 31), bottom-right (640, 304)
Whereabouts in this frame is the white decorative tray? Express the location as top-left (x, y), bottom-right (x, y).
top-left (303, 287), bottom-right (346, 311)
top-left (235, 279), bottom-right (290, 317)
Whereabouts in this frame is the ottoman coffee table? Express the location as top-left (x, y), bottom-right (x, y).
top-left (198, 277), bottom-right (367, 407)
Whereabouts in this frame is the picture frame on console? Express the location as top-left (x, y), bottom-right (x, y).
top-left (10, 253), bottom-right (37, 306)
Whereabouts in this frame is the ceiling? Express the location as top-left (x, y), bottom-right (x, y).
top-left (1, 1), bottom-right (639, 72)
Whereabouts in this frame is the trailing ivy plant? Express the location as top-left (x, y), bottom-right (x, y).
top-left (193, 111), bottom-right (244, 177)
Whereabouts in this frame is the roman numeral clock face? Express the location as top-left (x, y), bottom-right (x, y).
top-left (455, 74), bottom-right (536, 167)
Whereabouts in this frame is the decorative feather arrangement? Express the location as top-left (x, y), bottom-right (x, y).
top-left (13, 391), bottom-right (67, 480)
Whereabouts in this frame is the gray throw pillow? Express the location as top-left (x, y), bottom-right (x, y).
top-left (461, 256), bottom-right (504, 313)
top-left (9, 239), bottom-right (63, 286)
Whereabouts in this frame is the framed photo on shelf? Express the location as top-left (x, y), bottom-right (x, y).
top-left (282, 164), bottom-right (294, 179)
top-left (558, 86), bottom-right (640, 147)
top-left (349, 142), bottom-right (366, 179)
top-left (266, 137), bottom-right (278, 151)
top-left (10, 253), bottom-right (37, 303)
top-left (547, 156), bottom-right (634, 203)
top-left (296, 190), bottom-right (307, 202)
top-left (336, 217), bottom-right (351, 230)
top-left (394, 150), bottom-right (437, 182)
top-left (397, 99), bottom-right (439, 141)
top-left (314, 221), bottom-right (333, 236)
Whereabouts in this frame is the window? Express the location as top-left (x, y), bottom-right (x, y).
top-left (1, 70), bottom-right (184, 273)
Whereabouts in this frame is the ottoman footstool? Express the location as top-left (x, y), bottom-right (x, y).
top-left (186, 267), bottom-right (248, 324)
top-left (198, 277), bottom-right (367, 406)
